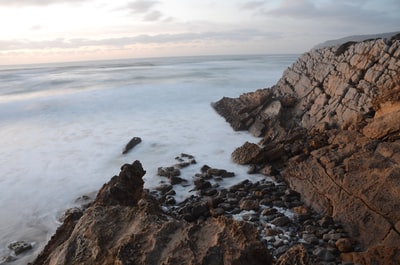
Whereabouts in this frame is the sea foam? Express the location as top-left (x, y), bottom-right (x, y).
top-left (0, 54), bottom-right (297, 264)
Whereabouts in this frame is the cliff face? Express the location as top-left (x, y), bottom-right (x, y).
top-left (213, 36), bottom-right (400, 263)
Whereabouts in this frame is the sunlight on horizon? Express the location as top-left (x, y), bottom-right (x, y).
top-left (0, 0), bottom-right (399, 65)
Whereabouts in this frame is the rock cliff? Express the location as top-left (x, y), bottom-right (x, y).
top-left (213, 35), bottom-right (400, 264)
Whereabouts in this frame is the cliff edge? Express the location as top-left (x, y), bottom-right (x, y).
top-left (213, 35), bottom-right (400, 263)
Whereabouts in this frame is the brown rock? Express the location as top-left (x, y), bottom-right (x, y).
top-left (30, 161), bottom-right (273, 265)
top-left (239, 199), bottom-right (259, 211)
top-left (215, 37), bottom-right (400, 254)
top-left (341, 246), bottom-right (400, 265)
top-left (335, 238), bottom-right (354, 253)
top-left (95, 161), bottom-right (145, 206)
top-left (231, 142), bottom-right (265, 165)
top-left (276, 244), bottom-right (311, 265)
top-left (363, 104), bottom-right (400, 139)
top-left (271, 216), bottom-right (291, 226)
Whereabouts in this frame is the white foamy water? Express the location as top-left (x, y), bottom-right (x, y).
top-left (0, 54), bottom-right (298, 264)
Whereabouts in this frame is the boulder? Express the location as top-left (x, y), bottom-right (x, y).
top-left (231, 142), bottom-right (265, 164)
top-left (122, 137), bottom-right (142, 154)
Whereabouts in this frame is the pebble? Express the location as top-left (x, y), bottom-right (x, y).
top-left (271, 216), bottom-right (291, 226)
top-left (302, 233), bottom-right (319, 244)
top-left (152, 154), bottom-right (357, 264)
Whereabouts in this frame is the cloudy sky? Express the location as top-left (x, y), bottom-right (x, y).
top-left (0, 0), bottom-right (399, 65)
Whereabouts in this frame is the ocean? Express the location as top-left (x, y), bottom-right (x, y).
top-left (0, 54), bottom-right (298, 264)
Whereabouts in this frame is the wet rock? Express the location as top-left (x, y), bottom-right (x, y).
top-left (201, 188), bottom-right (218, 196)
top-left (313, 247), bottom-right (337, 262)
top-left (122, 137), bottom-right (142, 154)
top-left (210, 207), bottom-right (225, 217)
top-left (218, 202), bottom-right (234, 211)
top-left (193, 178), bottom-right (212, 191)
top-left (271, 216), bottom-right (291, 227)
top-left (335, 238), bottom-right (354, 253)
top-left (58, 207), bottom-right (84, 222)
top-left (191, 202), bottom-right (209, 218)
top-left (155, 183), bottom-right (173, 194)
top-left (247, 164), bottom-right (258, 174)
top-left (31, 160), bottom-right (274, 265)
top-left (169, 175), bottom-right (187, 185)
top-left (0, 255), bottom-right (16, 263)
top-left (302, 233), bottom-right (319, 244)
top-left (274, 245), bottom-right (290, 257)
top-left (96, 161), bottom-right (145, 206)
top-left (8, 241), bottom-right (32, 255)
top-left (157, 166), bottom-right (180, 178)
top-left (265, 228), bottom-right (281, 236)
top-left (174, 153), bottom-right (197, 168)
top-left (276, 244), bottom-right (311, 265)
top-left (261, 208), bottom-right (278, 216)
top-left (239, 199), bottom-right (259, 211)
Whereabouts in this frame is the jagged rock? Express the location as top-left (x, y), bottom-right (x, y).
top-left (30, 161), bottom-right (273, 265)
top-left (122, 137), bottom-right (142, 154)
top-left (213, 36), bottom-right (400, 260)
top-left (8, 241), bottom-right (32, 255)
top-left (231, 141), bottom-right (265, 164)
top-left (275, 244), bottom-right (311, 265)
top-left (96, 161), bottom-right (145, 206)
top-left (157, 166), bottom-right (181, 178)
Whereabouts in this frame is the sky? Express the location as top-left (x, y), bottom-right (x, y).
top-left (0, 0), bottom-right (399, 65)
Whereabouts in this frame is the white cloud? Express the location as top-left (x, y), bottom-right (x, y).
top-left (143, 10), bottom-right (162, 21)
top-left (240, 1), bottom-right (266, 10)
top-left (0, 0), bottom-right (89, 6)
top-left (0, 29), bottom-right (283, 51)
top-left (126, 0), bottom-right (159, 14)
top-left (264, 0), bottom-right (399, 22)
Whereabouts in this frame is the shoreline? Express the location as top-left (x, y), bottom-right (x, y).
top-left (27, 155), bottom-right (356, 265)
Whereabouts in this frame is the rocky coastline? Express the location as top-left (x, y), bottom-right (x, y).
top-left (213, 34), bottom-right (400, 263)
top-left (5, 34), bottom-right (399, 265)
top-left (27, 156), bottom-right (356, 265)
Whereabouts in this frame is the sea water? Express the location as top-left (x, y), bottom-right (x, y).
top-left (0, 54), bottom-right (298, 264)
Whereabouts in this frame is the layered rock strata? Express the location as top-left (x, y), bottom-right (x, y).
top-left (29, 161), bottom-right (272, 265)
top-left (213, 36), bottom-right (400, 264)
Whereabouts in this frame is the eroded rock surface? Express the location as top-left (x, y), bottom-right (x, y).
top-left (29, 161), bottom-right (272, 265)
top-left (213, 37), bottom-right (400, 263)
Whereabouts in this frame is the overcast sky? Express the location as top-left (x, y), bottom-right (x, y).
top-left (0, 0), bottom-right (399, 65)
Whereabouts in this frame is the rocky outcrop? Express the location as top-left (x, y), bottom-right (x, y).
top-left (29, 161), bottom-right (272, 265)
top-left (122, 136), bottom-right (142, 154)
top-left (213, 36), bottom-right (400, 263)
